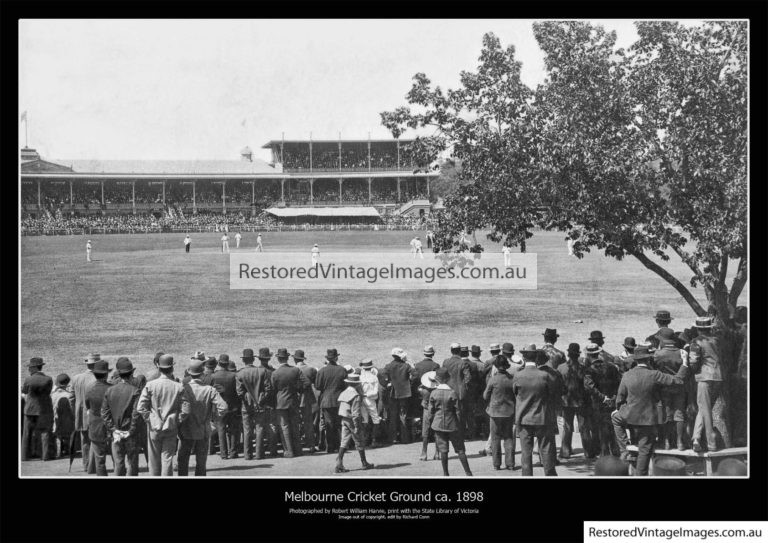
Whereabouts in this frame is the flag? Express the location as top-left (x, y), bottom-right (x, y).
top-left (20, 110), bottom-right (27, 123)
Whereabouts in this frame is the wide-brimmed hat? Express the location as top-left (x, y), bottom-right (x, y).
top-left (344, 373), bottom-right (361, 385)
top-left (654, 310), bottom-right (673, 321)
top-left (241, 348), bottom-right (255, 360)
top-left (116, 357), bottom-right (134, 375)
top-left (502, 342), bottom-right (514, 355)
top-left (257, 347), bottom-right (273, 360)
top-left (449, 342), bottom-right (460, 350)
top-left (632, 345), bottom-right (653, 362)
top-left (292, 349), bottom-right (306, 361)
top-left (585, 342), bottom-right (602, 355)
top-left (276, 348), bottom-right (290, 359)
top-left (325, 348), bottom-right (339, 360)
top-left (343, 364), bottom-right (355, 374)
top-left (520, 344), bottom-right (538, 361)
top-left (191, 351), bottom-right (205, 361)
top-left (28, 357), bottom-right (44, 368)
top-left (205, 357), bottom-right (219, 369)
top-left (188, 360), bottom-right (205, 376)
top-left (85, 353), bottom-right (101, 364)
top-left (588, 331), bottom-right (605, 342)
top-left (567, 343), bottom-right (580, 355)
top-left (360, 358), bottom-right (374, 368)
top-left (471, 345), bottom-right (482, 356)
top-left (391, 347), bottom-right (406, 359)
top-left (489, 343), bottom-right (501, 353)
top-left (423, 345), bottom-right (435, 356)
top-left (421, 370), bottom-right (438, 389)
top-left (158, 354), bottom-right (175, 368)
top-left (623, 337), bottom-right (637, 350)
top-left (695, 316), bottom-right (714, 329)
top-left (543, 328), bottom-right (559, 339)
top-left (92, 360), bottom-right (110, 375)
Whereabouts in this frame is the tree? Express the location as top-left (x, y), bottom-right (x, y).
top-left (381, 22), bottom-right (747, 323)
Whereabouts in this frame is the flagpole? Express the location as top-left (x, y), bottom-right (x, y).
top-left (25, 115), bottom-right (28, 148)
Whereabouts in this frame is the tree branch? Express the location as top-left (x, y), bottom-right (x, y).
top-left (671, 245), bottom-right (703, 278)
top-left (728, 256), bottom-right (747, 307)
top-left (630, 249), bottom-right (707, 316)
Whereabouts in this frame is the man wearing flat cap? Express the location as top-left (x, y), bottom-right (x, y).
top-left (68, 353), bottom-right (99, 472)
top-left (85, 360), bottom-right (113, 476)
top-left (611, 345), bottom-right (690, 475)
top-left (315, 348), bottom-right (348, 454)
top-left (236, 348), bottom-right (277, 459)
top-left (442, 343), bottom-right (473, 438)
top-left (381, 348), bottom-right (414, 444)
top-left (137, 354), bottom-right (190, 476)
top-left (583, 342), bottom-right (622, 457)
top-left (101, 357), bottom-right (142, 476)
top-left (272, 348), bottom-right (310, 457)
top-left (511, 344), bottom-right (558, 476)
top-left (210, 354), bottom-right (242, 459)
top-left (294, 350), bottom-right (318, 453)
top-left (21, 357), bottom-right (53, 461)
top-left (177, 359), bottom-right (227, 476)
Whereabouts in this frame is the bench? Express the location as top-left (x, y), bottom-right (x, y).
top-left (625, 445), bottom-right (748, 476)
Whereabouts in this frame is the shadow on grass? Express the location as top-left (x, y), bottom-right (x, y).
top-left (206, 464), bottom-right (274, 472)
top-left (370, 462), bottom-right (411, 470)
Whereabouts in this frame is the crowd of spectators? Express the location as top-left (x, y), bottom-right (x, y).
top-left (280, 142), bottom-right (420, 172)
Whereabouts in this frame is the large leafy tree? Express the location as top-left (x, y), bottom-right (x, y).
top-left (381, 21), bottom-right (747, 322)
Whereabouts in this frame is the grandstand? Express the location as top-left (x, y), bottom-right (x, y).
top-left (20, 139), bottom-right (439, 231)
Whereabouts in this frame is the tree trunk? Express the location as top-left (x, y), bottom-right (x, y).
top-left (630, 250), bottom-right (707, 317)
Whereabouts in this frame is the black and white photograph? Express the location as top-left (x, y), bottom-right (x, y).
top-left (16, 17), bottom-right (751, 482)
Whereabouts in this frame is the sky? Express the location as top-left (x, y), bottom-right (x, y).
top-left (19, 19), bottom-right (682, 162)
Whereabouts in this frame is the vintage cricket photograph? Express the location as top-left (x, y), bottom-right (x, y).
top-left (19, 18), bottom-right (749, 481)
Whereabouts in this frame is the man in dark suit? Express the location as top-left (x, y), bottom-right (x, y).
top-left (442, 342), bottom-right (472, 437)
top-left (236, 348), bottom-right (276, 460)
top-left (541, 328), bottom-right (566, 369)
top-left (315, 348), bottom-right (348, 453)
top-left (537, 349), bottom-right (564, 467)
top-left (271, 348), bottom-right (310, 457)
top-left (512, 344), bottom-right (558, 476)
top-left (645, 310), bottom-right (686, 349)
top-left (85, 360), bottom-right (113, 476)
top-left (583, 342), bottom-right (622, 457)
top-left (210, 354), bottom-right (242, 459)
top-left (611, 345), bottom-right (690, 475)
top-left (293, 350), bottom-right (318, 453)
top-left (558, 343), bottom-right (592, 459)
top-left (68, 353), bottom-right (98, 472)
top-left (414, 345), bottom-right (440, 459)
top-left (21, 357), bottom-right (53, 461)
top-left (381, 348), bottom-right (414, 444)
top-left (483, 356), bottom-right (517, 470)
top-left (654, 329), bottom-right (688, 450)
top-left (478, 343), bottom-right (503, 457)
top-left (101, 357), bottom-right (142, 476)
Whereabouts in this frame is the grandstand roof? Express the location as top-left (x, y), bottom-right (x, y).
top-left (261, 139), bottom-right (414, 148)
top-left (265, 206), bottom-right (381, 218)
top-left (48, 159), bottom-right (276, 175)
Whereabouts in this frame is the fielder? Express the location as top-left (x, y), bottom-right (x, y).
top-left (221, 233), bottom-right (229, 253)
top-left (184, 234), bottom-right (191, 253)
top-left (311, 244), bottom-right (320, 266)
top-left (256, 233), bottom-right (263, 252)
top-left (413, 236), bottom-right (424, 259)
top-left (86, 239), bottom-right (92, 262)
top-left (503, 245), bottom-right (511, 267)
top-left (235, 232), bottom-right (242, 249)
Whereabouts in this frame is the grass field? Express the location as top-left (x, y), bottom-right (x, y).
top-left (20, 229), bottom-right (748, 385)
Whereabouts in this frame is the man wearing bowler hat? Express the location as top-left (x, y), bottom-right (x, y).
top-left (646, 310), bottom-right (685, 350)
top-left (21, 357), bottom-right (53, 461)
top-left (583, 342), bottom-right (621, 457)
top-left (101, 357), bottom-right (142, 476)
top-left (558, 343), bottom-right (592, 459)
top-left (137, 354), bottom-right (189, 476)
top-left (177, 359), bottom-right (227, 476)
top-left (85, 360), bottom-right (113, 476)
top-left (541, 329), bottom-right (566, 369)
top-left (512, 344), bottom-right (558, 476)
top-left (611, 345), bottom-right (689, 475)
top-left (236, 348), bottom-right (277, 459)
top-left (68, 353), bottom-right (99, 472)
top-left (210, 354), bottom-right (242, 459)
top-left (483, 355), bottom-right (517, 470)
top-left (616, 338), bottom-right (637, 374)
top-left (293, 350), bottom-right (318, 453)
top-left (315, 348), bottom-right (348, 453)
top-left (466, 345), bottom-right (485, 440)
top-left (145, 352), bottom-right (166, 383)
top-left (381, 348), bottom-right (414, 444)
top-left (501, 342), bottom-right (523, 371)
top-left (272, 348), bottom-right (310, 457)
top-left (688, 316), bottom-right (724, 452)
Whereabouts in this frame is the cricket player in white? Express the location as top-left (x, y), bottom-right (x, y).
top-left (86, 239), bottom-right (92, 262)
top-left (235, 232), bottom-right (242, 249)
top-left (184, 234), bottom-right (191, 253)
top-left (409, 237), bottom-right (417, 256)
top-left (221, 233), bottom-right (229, 253)
top-left (311, 244), bottom-right (320, 266)
top-left (413, 236), bottom-right (424, 259)
top-left (256, 233), bottom-right (263, 252)
top-left (503, 245), bottom-right (511, 267)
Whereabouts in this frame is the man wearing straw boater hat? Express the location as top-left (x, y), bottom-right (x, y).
top-left (272, 348), bottom-right (310, 458)
top-left (611, 344), bottom-right (690, 475)
top-left (359, 358), bottom-right (383, 449)
top-left (293, 350), bottom-right (318, 453)
top-left (334, 372), bottom-right (375, 473)
top-left (583, 341), bottom-right (622, 457)
top-left (382, 347), bottom-right (414, 444)
top-left (418, 369), bottom-right (440, 461)
top-left (137, 354), bottom-right (188, 476)
top-left (511, 344), bottom-right (558, 476)
top-left (21, 357), bottom-right (53, 462)
top-left (315, 348), bottom-right (347, 454)
top-left (68, 353), bottom-right (100, 472)
top-left (101, 357), bottom-right (142, 476)
top-left (84, 359), bottom-right (113, 476)
top-left (414, 346), bottom-right (440, 460)
top-left (688, 316), bottom-right (724, 452)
